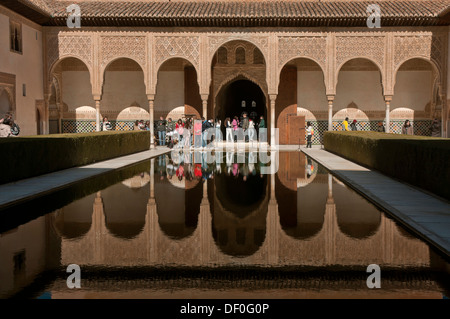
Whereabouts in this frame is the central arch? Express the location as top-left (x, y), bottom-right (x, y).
top-left (215, 79), bottom-right (267, 133)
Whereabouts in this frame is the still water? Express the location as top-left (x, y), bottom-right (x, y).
top-left (0, 151), bottom-right (449, 299)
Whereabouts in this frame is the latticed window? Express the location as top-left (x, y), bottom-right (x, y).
top-left (218, 47), bottom-right (228, 64)
top-left (10, 21), bottom-right (22, 53)
top-left (235, 47), bottom-right (245, 64)
top-left (253, 48), bottom-right (264, 64)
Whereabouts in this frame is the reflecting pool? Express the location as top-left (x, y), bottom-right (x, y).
top-left (0, 151), bottom-right (449, 299)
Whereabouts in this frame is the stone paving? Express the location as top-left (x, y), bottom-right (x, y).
top-left (301, 146), bottom-right (450, 258)
top-left (0, 147), bottom-right (170, 210)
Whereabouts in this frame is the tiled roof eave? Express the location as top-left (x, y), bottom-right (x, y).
top-left (46, 16), bottom-right (448, 27)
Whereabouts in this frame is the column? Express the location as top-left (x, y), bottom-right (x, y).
top-left (269, 94), bottom-right (277, 148)
top-left (93, 191), bottom-right (106, 264)
top-left (146, 158), bottom-right (158, 263)
top-left (324, 173), bottom-right (336, 264)
top-left (201, 94), bottom-right (208, 119)
top-left (148, 96), bottom-right (155, 149)
top-left (384, 95), bottom-right (392, 133)
top-left (43, 93), bottom-right (51, 135)
top-left (266, 173), bottom-right (279, 264)
top-left (199, 181), bottom-right (211, 264)
top-left (94, 99), bottom-right (101, 132)
top-left (327, 95), bottom-right (334, 131)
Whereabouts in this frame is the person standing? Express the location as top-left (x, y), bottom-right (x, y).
top-left (248, 119), bottom-right (256, 142)
top-left (102, 116), bottom-right (112, 131)
top-left (156, 116), bottom-right (167, 145)
top-left (241, 113), bottom-right (249, 142)
top-left (232, 116), bottom-right (239, 142)
top-left (342, 117), bottom-right (349, 131)
top-left (215, 118), bottom-right (222, 143)
top-left (183, 119), bottom-right (192, 148)
top-left (430, 118), bottom-right (441, 137)
top-left (350, 119), bottom-right (358, 131)
top-left (176, 119), bottom-right (184, 144)
top-left (258, 116), bottom-right (266, 143)
top-left (225, 117), bottom-right (233, 143)
top-left (402, 120), bottom-right (413, 135)
top-left (306, 121), bottom-right (314, 148)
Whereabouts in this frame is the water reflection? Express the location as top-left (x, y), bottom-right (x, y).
top-left (1, 151), bottom-right (449, 298)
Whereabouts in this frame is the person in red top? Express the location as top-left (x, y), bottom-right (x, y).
top-left (175, 119), bottom-right (184, 143)
top-left (194, 164), bottom-right (202, 179)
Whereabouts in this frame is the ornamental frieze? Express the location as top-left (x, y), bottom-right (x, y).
top-left (393, 35), bottom-right (445, 73)
top-left (154, 36), bottom-right (200, 67)
top-left (278, 36), bottom-right (327, 70)
top-left (335, 36), bottom-right (385, 70)
top-left (47, 34), bottom-right (92, 70)
top-left (100, 36), bottom-right (146, 69)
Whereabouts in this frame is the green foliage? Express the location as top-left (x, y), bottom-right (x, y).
top-left (0, 131), bottom-right (150, 184)
top-left (323, 131), bottom-right (450, 201)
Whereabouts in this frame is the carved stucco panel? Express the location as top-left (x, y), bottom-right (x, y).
top-left (47, 34), bottom-right (92, 71)
top-left (155, 36), bottom-right (200, 68)
top-left (336, 36), bottom-right (385, 70)
top-left (278, 36), bottom-right (327, 71)
top-left (100, 36), bottom-right (146, 70)
top-left (394, 35), bottom-right (445, 74)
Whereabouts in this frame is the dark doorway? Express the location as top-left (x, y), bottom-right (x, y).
top-left (216, 79), bottom-right (266, 129)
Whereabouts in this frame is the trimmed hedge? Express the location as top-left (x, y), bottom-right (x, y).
top-left (323, 131), bottom-right (450, 201)
top-left (0, 131), bottom-right (150, 184)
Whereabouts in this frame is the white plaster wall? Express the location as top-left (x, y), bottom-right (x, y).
top-left (334, 71), bottom-right (385, 111)
top-left (297, 71), bottom-right (327, 110)
top-left (102, 71), bottom-right (147, 111)
top-left (155, 71), bottom-right (184, 116)
top-left (391, 71), bottom-right (432, 111)
top-left (62, 71), bottom-right (94, 111)
top-left (0, 9), bottom-right (44, 136)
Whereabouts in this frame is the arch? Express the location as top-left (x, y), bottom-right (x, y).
top-left (278, 56), bottom-right (326, 87)
top-left (53, 193), bottom-right (95, 239)
top-left (393, 57), bottom-right (440, 91)
top-left (116, 106), bottom-right (150, 122)
top-left (155, 175), bottom-right (201, 240)
top-left (102, 182), bottom-right (148, 239)
top-left (48, 56), bottom-right (93, 94)
top-left (333, 181), bottom-right (381, 239)
top-left (155, 56), bottom-right (200, 88)
top-left (101, 56), bottom-right (145, 80)
top-left (74, 106), bottom-right (101, 120)
top-left (215, 72), bottom-right (267, 102)
top-left (235, 47), bottom-right (246, 64)
top-left (121, 172), bottom-right (150, 189)
top-left (335, 57), bottom-right (385, 92)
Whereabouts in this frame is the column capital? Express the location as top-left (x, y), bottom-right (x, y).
top-left (93, 95), bottom-right (102, 101)
top-left (327, 95), bottom-right (335, 102)
top-left (147, 94), bottom-right (155, 101)
top-left (269, 94), bottom-right (277, 102)
top-left (384, 95), bottom-right (393, 103)
top-left (201, 94), bottom-right (209, 101)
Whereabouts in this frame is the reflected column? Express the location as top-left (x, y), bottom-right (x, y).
top-left (324, 174), bottom-right (337, 264)
top-left (93, 191), bottom-right (106, 264)
top-left (266, 173), bottom-right (279, 264)
top-left (146, 158), bottom-right (158, 263)
top-left (199, 181), bottom-right (211, 264)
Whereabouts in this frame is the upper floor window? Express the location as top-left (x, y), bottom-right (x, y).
top-left (218, 47), bottom-right (228, 64)
top-left (235, 47), bottom-right (246, 64)
top-left (10, 21), bottom-right (22, 54)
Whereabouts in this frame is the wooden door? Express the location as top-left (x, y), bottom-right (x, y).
top-left (288, 115), bottom-right (305, 145)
